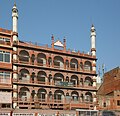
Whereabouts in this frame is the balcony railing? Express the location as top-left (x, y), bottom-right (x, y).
top-left (13, 78), bottom-right (96, 90)
top-left (14, 60), bottom-right (95, 75)
top-left (0, 77), bottom-right (11, 84)
top-left (0, 40), bottom-right (11, 46)
top-left (17, 97), bottom-right (94, 110)
top-left (18, 97), bottom-right (92, 103)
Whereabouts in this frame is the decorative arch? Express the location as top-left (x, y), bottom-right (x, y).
top-left (84, 61), bottom-right (92, 71)
top-left (37, 88), bottom-right (47, 101)
top-left (54, 56), bottom-right (64, 69)
top-left (70, 58), bottom-right (78, 70)
top-left (37, 71), bottom-right (47, 84)
top-left (84, 76), bottom-right (93, 86)
top-left (54, 90), bottom-right (64, 102)
top-left (37, 53), bottom-right (46, 66)
top-left (19, 87), bottom-right (30, 101)
top-left (54, 73), bottom-right (64, 85)
top-left (71, 91), bottom-right (79, 102)
top-left (70, 75), bottom-right (78, 87)
top-left (19, 50), bottom-right (29, 62)
top-left (19, 69), bottom-right (30, 82)
top-left (85, 92), bottom-right (93, 102)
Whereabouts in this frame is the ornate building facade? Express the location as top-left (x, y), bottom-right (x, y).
top-left (0, 3), bottom-right (97, 115)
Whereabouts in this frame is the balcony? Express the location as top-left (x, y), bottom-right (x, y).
top-left (0, 40), bottom-right (11, 46)
top-left (13, 78), bottom-right (96, 91)
top-left (13, 59), bottom-right (96, 75)
top-left (0, 77), bottom-right (11, 84)
top-left (17, 97), bottom-right (94, 110)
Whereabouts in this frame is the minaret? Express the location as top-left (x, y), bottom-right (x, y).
top-left (12, 2), bottom-right (18, 42)
top-left (90, 25), bottom-right (97, 110)
top-left (90, 24), bottom-right (96, 56)
top-left (12, 3), bottom-right (18, 109)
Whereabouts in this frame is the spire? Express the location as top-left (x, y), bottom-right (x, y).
top-left (12, 2), bottom-right (18, 15)
top-left (63, 37), bottom-right (66, 51)
top-left (90, 24), bottom-right (96, 56)
top-left (91, 24), bottom-right (96, 33)
top-left (14, 0), bottom-right (16, 6)
top-left (51, 34), bottom-right (54, 49)
top-left (12, 2), bottom-right (18, 42)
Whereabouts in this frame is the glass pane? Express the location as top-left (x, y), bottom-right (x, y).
top-left (5, 72), bottom-right (10, 75)
top-left (0, 53), bottom-right (3, 61)
top-left (5, 38), bottom-right (10, 42)
top-left (5, 72), bottom-right (10, 78)
top-left (0, 37), bottom-right (3, 41)
top-left (5, 53), bottom-right (10, 62)
top-left (0, 72), bottom-right (3, 76)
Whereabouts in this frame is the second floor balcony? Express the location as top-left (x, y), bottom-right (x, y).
top-left (13, 50), bottom-right (96, 74)
top-left (13, 69), bottom-right (96, 90)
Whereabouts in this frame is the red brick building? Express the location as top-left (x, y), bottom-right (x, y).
top-left (97, 67), bottom-right (120, 113)
top-left (0, 3), bottom-right (97, 115)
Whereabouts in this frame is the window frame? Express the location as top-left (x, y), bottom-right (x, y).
top-left (0, 50), bottom-right (11, 63)
top-left (0, 71), bottom-right (11, 84)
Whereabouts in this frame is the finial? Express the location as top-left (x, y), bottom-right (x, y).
top-left (91, 24), bottom-right (96, 32)
top-left (63, 36), bottom-right (66, 42)
top-left (12, 0), bottom-right (18, 13)
top-left (14, 1), bottom-right (16, 6)
top-left (51, 34), bottom-right (54, 40)
top-left (92, 24), bottom-right (94, 27)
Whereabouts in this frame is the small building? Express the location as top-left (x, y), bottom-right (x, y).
top-left (97, 67), bottom-right (120, 113)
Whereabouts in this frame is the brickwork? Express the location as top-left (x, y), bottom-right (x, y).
top-left (97, 67), bottom-right (120, 111)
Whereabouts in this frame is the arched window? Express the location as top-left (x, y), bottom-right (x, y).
top-left (54, 56), bottom-right (64, 69)
top-left (37, 88), bottom-right (47, 102)
top-left (70, 75), bottom-right (78, 87)
top-left (84, 61), bottom-right (92, 71)
top-left (85, 92), bottom-right (93, 102)
top-left (37, 71), bottom-right (46, 84)
top-left (19, 87), bottom-right (30, 101)
top-left (19, 50), bottom-right (29, 63)
top-left (54, 90), bottom-right (64, 102)
top-left (70, 58), bottom-right (78, 71)
top-left (37, 53), bottom-right (46, 66)
top-left (19, 69), bottom-right (30, 82)
top-left (71, 91), bottom-right (79, 102)
top-left (54, 73), bottom-right (64, 85)
top-left (84, 76), bottom-right (93, 86)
